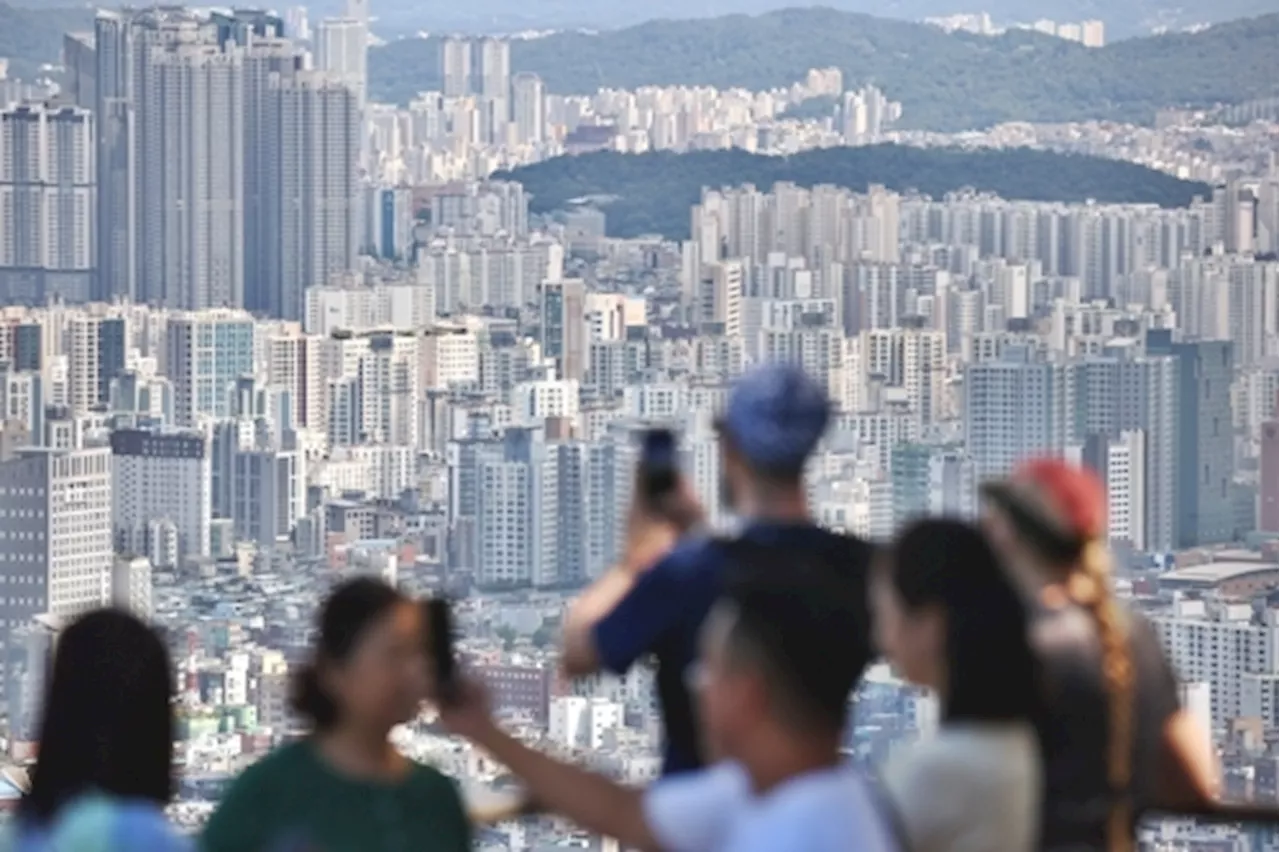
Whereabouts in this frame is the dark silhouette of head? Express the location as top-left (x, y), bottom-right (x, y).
top-left (21, 608), bottom-right (175, 824)
top-left (292, 577), bottom-right (425, 733)
top-left (876, 517), bottom-right (1039, 724)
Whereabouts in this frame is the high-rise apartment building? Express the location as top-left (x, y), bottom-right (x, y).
top-left (861, 320), bottom-right (946, 427)
top-left (964, 344), bottom-right (1070, 482)
top-left (110, 429), bottom-right (212, 568)
top-left (231, 445), bottom-right (306, 546)
top-left (315, 15), bottom-right (368, 113)
top-left (242, 35), bottom-right (306, 314)
top-left (141, 42), bottom-right (246, 309)
top-left (96, 10), bottom-right (248, 306)
top-left (542, 279), bottom-right (586, 383)
top-left (264, 72), bottom-right (361, 320)
top-left (476, 38), bottom-right (511, 144)
top-left (91, 9), bottom-right (356, 316)
top-left (441, 37), bottom-right (471, 98)
top-left (166, 310), bottom-right (257, 426)
top-left (1147, 333), bottom-right (1237, 547)
top-left (512, 72), bottom-right (545, 145)
top-left (0, 104), bottom-right (96, 305)
top-left (93, 9), bottom-right (145, 303)
top-left (0, 439), bottom-right (112, 644)
top-left (890, 442), bottom-right (975, 526)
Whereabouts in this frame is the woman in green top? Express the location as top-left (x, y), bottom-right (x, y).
top-left (201, 578), bottom-right (471, 852)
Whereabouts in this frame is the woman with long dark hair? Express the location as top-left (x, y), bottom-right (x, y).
top-left (981, 458), bottom-right (1220, 851)
top-left (871, 517), bottom-right (1042, 852)
top-left (201, 577), bottom-right (469, 852)
top-left (5, 608), bottom-right (188, 851)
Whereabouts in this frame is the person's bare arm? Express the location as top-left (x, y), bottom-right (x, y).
top-left (1149, 710), bottom-right (1220, 812)
top-left (561, 518), bottom-right (683, 675)
top-left (473, 724), bottom-right (658, 849)
top-left (443, 684), bottom-right (660, 850)
top-left (561, 567), bottom-right (638, 677)
top-left (561, 479), bottom-right (702, 677)
top-left (1148, 711), bottom-right (1279, 823)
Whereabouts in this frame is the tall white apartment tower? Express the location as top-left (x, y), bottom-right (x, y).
top-left (0, 104), bottom-right (96, 306)
top-left (315, 15), bottom-right (368, 113)
top-left (93, 9), bottom-right (143, 303)
top-left (0, 439), bottom-right (112, 645)
top-left (512, 72), bottom-right (545, 145)
top-left (441, 37), bottom-right (471, 98)
top-left (93, 10), bottom-right (249, 309)
top-left (477, 38), bottom-right (510, 144)
top-left (265, 71), bottom-right (361, 321)
top-left (242, 36), bottom-right (306, 315)
top-left (140, 41), bottom-right (246, 310)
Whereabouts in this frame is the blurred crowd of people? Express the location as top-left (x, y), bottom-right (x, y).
top-left (0, 363), bottom-right (1272, 852)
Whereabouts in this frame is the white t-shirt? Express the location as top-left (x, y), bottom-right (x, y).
top-left (881, 722), bottom-right (1042, 852)
top-left (643, 761), bottom-right (900, 852)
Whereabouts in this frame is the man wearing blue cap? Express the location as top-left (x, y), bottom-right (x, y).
top-left (559, 361), bottom-right (875, 777)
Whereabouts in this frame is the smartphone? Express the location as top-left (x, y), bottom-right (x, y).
top-left (640, 428), bottom-right (679, 503)
top-left (426, 597), bottom-right (458, 704)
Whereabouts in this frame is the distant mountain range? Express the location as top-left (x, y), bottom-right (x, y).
top-left (369, 10), bottom-right (1278, 131)
top-left (3, 0), bottom-right (1271, 38)
top-left (0, 3), bottom-right (95, 80)
top-left (497, 146), bottom-right (1212, 239)
top-left (4, 4), bottom-right (1274, 133)
top-left (389, 0), bottom-right (1272, 39)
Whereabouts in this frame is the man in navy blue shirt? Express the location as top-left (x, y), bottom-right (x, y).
top-left (560, 362), bottom-right (874, 776)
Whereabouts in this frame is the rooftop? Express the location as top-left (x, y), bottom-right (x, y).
top-left (1160, 561), bottom-right (1279, 587)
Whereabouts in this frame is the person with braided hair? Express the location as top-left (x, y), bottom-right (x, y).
top-left (981, 458), bottom-right (1221, 851)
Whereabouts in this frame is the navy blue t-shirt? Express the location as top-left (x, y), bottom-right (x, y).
top-left (592, 522), bottom-right (874, 776)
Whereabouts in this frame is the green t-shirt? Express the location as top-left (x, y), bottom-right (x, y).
top-left (200, 741), bottom-right (471, 852)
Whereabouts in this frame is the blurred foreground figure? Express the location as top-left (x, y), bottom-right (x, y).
top-left (982, 458), bottom-right (1218, 852)
top-left (3, 609), bottom-right (190, 852)
top-left (872, 517), bottom-right (1042, 852)
top-left (202, 578), bottom-right (469, 852)
top-left (561, 361), bottom-right (875, 777)
top-left (441, 565), bottom-right (898, 851)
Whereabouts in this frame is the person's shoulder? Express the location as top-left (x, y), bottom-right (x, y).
top-left (0, 819), bottom-right (35, 852)
top-left (652, 534), bottom-right (726, 579)
top-left (408, 761), bottom-right (461, 793)
top-left (740, 769), bottom-right (894, 852)
top-left (404, 764), bottom-right (470, 840)
top-left (910, 725), bottom-right (1039, 776)
top-left (222, 741), bottom-right (310, 800)
top-left (407, 763), bottom-right (467, 812)
top-left (46, 795), bottom-right (191, 852)
top-left (644, 763), bottom-right (752, 852)
top-left (111, 802), bottom-right (193, 851)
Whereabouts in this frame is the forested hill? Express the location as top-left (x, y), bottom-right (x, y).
top-left (497, 146), bottom-right (1212, 240)
top-left (368, 10), bottom-right (1278, 131)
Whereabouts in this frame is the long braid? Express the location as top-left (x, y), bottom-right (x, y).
top-left (1069, 539), bottom-right (1135, 852)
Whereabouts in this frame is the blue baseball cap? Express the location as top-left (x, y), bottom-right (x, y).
top-left (716, 362), bottom-right (830, 472)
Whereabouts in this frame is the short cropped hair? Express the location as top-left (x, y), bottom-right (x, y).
top-left (719, 563), bottom-right (864, 734)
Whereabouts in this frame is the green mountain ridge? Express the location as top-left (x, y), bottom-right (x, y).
top-left (2, 5), bottom-right (1273, 132)
top-left (369, 9), bottom-right (1278, 131)
top-left (496, 145), bottom-right (1213, 240)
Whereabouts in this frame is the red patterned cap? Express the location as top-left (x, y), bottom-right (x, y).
top-left (1009, 457), bottom-right (1108, 542)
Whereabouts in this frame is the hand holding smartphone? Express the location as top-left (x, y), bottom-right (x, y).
top-left (639, 428), bottom-right (679, 506)
top-left (425, 597), bottom-right (459, 706)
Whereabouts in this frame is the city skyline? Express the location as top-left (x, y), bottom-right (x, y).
top-left (0, 1), bottom-right (1274, 846)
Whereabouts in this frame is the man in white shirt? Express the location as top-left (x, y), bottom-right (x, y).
top-left (440, 559), bottom-right (897, 851)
